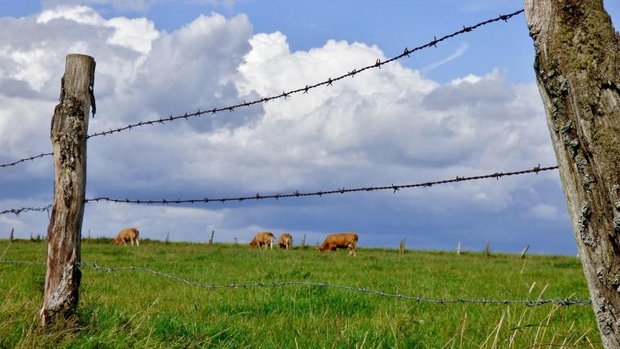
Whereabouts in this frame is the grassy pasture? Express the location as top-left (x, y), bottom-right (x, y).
top-left (0, 239), bottom-right (599, 348)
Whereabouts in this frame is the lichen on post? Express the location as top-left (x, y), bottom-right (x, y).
top-left (40, 54), bottom-right (95, 326)
top-left (524, 0), bottom-right (620, 346)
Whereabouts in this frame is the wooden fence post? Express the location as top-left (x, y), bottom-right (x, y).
top-left (208, 229), bottom-right (215, 245)
top-left (301, 234), bottom-right (307, 247)
top-left (9, 228), bottom-right (14, 242)
top-left (484, 241), bottom-right (491, 258)
top-left (457, 240), bottom-right (461, 255)
top-left (525, 1), bottom-right (620, 346)
top-left (520, 245), bottom-right (529, 259)
top-left (40, 54), bottom-right (95, 326)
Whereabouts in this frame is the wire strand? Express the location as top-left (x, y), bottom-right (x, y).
top-left (86, 164), bottom-right (555, 206)
top-left (0, 9), bottom-right (524, 169)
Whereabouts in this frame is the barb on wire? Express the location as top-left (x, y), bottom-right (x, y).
top-left (1, 9), bottom-right (524, 169)
top-left (76, 260), bottom-right (589, 307)
top-left (0, 205), bottom-right (52, 216)
top-left (86, 165), bottom-right (557, 206)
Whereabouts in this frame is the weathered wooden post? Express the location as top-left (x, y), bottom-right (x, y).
top-left (399, 237), bottom-right (406, 255)
top-left (208, 229), bottom-right (215, 245)
top-left (40, 54), bottom-right (95, 326)
top-left (484, 241), bottom-right (491, 258)
top-left (457, 240), bottom-right (461, 255)
top-left (301, 233), bottom-right (307, 247)
top-left (525, 1), bottom-right (620, 346)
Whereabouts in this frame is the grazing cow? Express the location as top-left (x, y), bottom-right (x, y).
top-left (114, 227), bottom-right (140, 247)
top-left (249, 231), bottom-right (274, 249)
top-left (318, 233), bottom-right (358, 256)
top-left (278, 232), bottom-right (293, 249)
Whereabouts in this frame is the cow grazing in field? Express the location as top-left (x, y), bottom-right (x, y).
top-left (318, 233), bottom-right (358, 255)
top-left (278, 233), bottom-right (293, 249)
top-left (114, 227), bottom-right (140, 246)
top-left (249, 231), bottom-right (274, 249)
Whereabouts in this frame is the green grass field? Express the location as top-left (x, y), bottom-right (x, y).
top-left (0, 239), bottom-right (600, 348)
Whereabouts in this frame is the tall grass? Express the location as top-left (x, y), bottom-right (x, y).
top-left (0, 239), bottom-right (599, 348)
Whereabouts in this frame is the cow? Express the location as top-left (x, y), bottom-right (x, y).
top-left (113, 227), bottom-right (140, 247)
top-left (318, 233), bottom-right (358, 256)
top-left (249, 231), bottom-right (274, 249)
top-left (278, 232), bottom-right (293, 249)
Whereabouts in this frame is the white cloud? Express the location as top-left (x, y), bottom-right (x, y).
top-left (105, 17), bottom-right (159, 54)
top-left (42, 0), bottom-right (152, 13)
top-left (37, 5), bottom-right (104, 25)
top-left (527, 203), bottom-right (561, 221)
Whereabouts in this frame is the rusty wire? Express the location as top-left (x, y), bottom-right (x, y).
top-left (84, 165), bottom-right (556, 206)
top-left (0, 9), bottom-right (524, 169)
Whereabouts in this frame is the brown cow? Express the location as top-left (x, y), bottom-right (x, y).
top-left (249, 231), bottom-right (274, 249)
top-left (278, 232), bottom-right (293, 249)
top-left (318, 233), bottom-right (358, 255)
top-left (114, 227), bottom-right (140, 246)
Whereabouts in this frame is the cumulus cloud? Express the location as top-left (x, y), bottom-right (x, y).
top-left (0, 5), bottom-right (572, 253)
top-left (42, 0), bottom-right (152, 13)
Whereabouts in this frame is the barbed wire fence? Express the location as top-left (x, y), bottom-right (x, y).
top-left (0, 8), bottom-right (591, 315)
top-left (0, 259), bottom-right (591, 307)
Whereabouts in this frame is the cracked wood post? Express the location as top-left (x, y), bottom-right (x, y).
top-left (524, 0), bottom-right (620, 346)
top-left (40, 54), bottom-right (95, 326)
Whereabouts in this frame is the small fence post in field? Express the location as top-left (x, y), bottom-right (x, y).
top-left (301, 234), bottom-right (306, 247)
top-left (484, 241), bottom-right (491, 258)
top-left (9, 228), bottom-right (14, 242)
top-left (520, 245), bottom-right (529, 259)
top-left (457, 240), bottom-right (461, 255)
top-left (399, 237), bottom-right (406, 255)
top-left (208, 229), bottom-right (215, 245)
top-left (40, 54), bottom-right (95, 327)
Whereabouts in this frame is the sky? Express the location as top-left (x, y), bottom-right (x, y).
top-left (0, 1), bottom-right (618, 255)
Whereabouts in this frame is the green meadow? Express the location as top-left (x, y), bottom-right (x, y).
top-left (0, 239), bottom-right (599, 348)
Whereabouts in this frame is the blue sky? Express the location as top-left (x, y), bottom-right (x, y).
top-left (1, 1), bottom-right (618, 255)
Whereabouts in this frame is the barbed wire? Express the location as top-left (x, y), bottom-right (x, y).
top-left (85, 10), bottom-right (523, 139)
top-left (0, 205), bottom-right (51, 216)
top-left (81, 261), bottom-right (591, 307)
top-left (0, 259), bottom-right (591, 307)
top-left (0, 165), bottom-right (557, 215)
top-left (0, 9), bottom-right (524, 170)
top-left (0, 152), bottom-right (53, 168)
top-left (0, 260), bottom-right (46, 266)
top-left (86, 165), bottom-right (557, 206)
